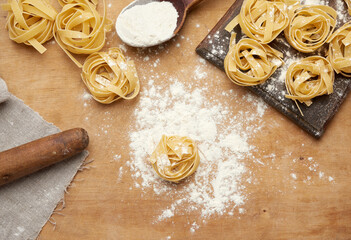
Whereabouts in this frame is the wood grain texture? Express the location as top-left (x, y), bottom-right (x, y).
top-left (0, 0), bottom-right (350, 239)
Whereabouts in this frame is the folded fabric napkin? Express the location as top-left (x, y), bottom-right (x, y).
top-left (0, 79), bottom-right (88, 240)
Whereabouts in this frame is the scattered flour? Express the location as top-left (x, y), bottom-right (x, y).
top-left (82, 91), bottom-right (92, 100)
top-left (127, 76), bottom-right (268, 231)
top-left (190, 222), bottom-right (199, 233)
top-left (111, 154), bottom-right (121, 162)
top-left (158, 209), bottom-right (174, 221)
top-left (194, 65), bottom-right (208, 80)
top-left (291, 156), bottom-right (335, 185)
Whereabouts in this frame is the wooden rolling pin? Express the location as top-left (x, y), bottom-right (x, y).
top-left (0, 128), bottom-right (89, 187)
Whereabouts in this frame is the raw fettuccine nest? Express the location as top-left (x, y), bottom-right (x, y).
top-left (285, 56), bottom-right (334, 108)
top-left (81, 47), bottom-right (140, 104)
top-left (284, 5), bottom-right (337, 53)
top-left (2, 0), bottom-right (57, 54)
top-left (54, 0), bottom-right (112, 67)
top-left (224, 34), bottom-right (284, 86)
top-left (149, 135), bottom-right (200, 183)
top-left (327, 21), bottom-right (351, 77)
top-left (237, 0), bottom-right (289, 44)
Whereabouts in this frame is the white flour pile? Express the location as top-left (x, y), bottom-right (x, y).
top-left (116, 2), bottom-right (178, 47)
top-left (127, 77), bottom-right (267, 225)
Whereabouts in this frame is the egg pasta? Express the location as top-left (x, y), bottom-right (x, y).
top-left (224, 34), bottom-right (284, 86)
top-left (285, 56), bottom-right (334, 111)
top-left (2, 0), bottom-right (57, 54)
top-left (327, 21), bottom-right (351, 77)
top-left (53, 0), bottom-right (112, 67)
top-left (149, 135), bottom-right (200, 183)
top-left (284, 5), bottom-right (336, 53)
top-left (81, 48), bottom-right (140, 104)
top-left (239, 0), bottom-right (289, 43)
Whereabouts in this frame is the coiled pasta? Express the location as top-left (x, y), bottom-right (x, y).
top-left (224, 34), bottom-right (284, 86)
top-left (149, 135), bottom-right (200, 183)
top-left (53, 0), bottom-right (112, 67)
top-left (284, 5), bottom-right (336, 53)
top-left (285, 56), bottom-right (334, 108)
top-left (327, 21), bottom-right (351, 77)
top-left (238, 0), bottom-right (289, 44)
top-left (2, 0), bottom-right (57, 54)
top-left (81, 48), bottom-right (140, 104)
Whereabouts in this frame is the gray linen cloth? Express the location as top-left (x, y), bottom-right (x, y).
top-left (0, 79), bottom-right (88, 239)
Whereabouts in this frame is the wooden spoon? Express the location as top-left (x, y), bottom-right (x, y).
top-left (116, 0), bottom-right (204, 47)
top-left (171, 0), bottom-right (204, 35)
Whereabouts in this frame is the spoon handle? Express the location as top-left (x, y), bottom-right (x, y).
top-left (183, 0), bottom-right (204, 10)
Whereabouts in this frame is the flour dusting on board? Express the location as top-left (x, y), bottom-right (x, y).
top-left (127, 76), bottom-right (267, 230)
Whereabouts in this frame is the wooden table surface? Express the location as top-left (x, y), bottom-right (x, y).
top-left (1, 0), bottom-right (351, 239)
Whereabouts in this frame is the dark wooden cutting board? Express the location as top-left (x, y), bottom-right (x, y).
top-left (196, 0), bottom-right (351, 138)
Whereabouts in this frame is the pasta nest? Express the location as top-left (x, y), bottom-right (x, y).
top-left (285, 56), bottom-right (334, 107)
top-left (284, 5), bottom-right (337, 53)
top-left (81, 48), bottom-right (140, 104)
top-left (238, 0), bottom-right (289, 44)
top-left (2, 0), bottom-right (57, 54)
top-left (149, 135), bottom-right (200, 183)
top-left (53, 0), bottom-right (112, 67)
top-left (224, 35), bottom-right (284, 86)
top-left (327, 21), bottom-right (351, 77)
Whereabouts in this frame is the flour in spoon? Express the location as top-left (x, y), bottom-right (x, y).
top-left (116, 2), bottom-right (178, 47)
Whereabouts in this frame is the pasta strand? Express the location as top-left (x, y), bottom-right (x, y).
top-left (344, 0), bottom-right (351, 15)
